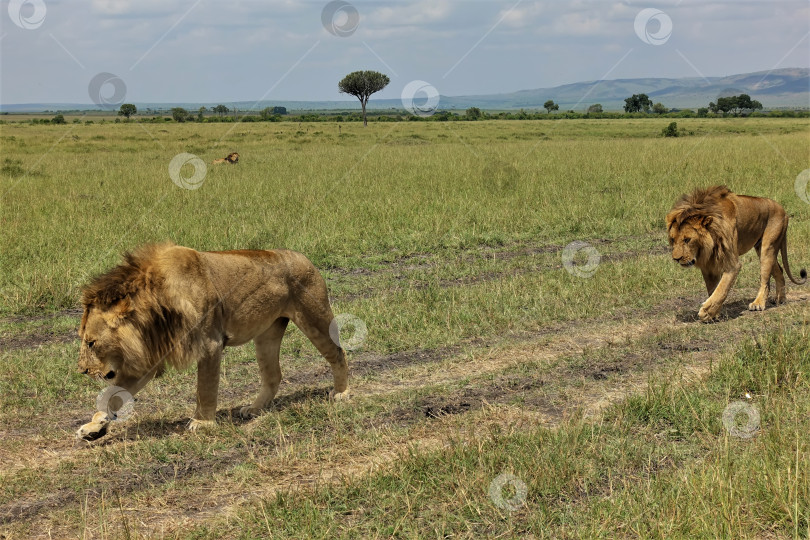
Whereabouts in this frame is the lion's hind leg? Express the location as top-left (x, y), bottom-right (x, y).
top-left (292, 311), bottom-right (349, 401)
top-left (750, 224), bottom-right (785, 311)
top-left (240, 317), bottom-right (289, 419)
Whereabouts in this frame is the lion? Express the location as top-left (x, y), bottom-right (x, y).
top-left (666, 185), bottom-right (806, 322)
top-left (76, 242), bottom-right (348, 438)
top-left (212, 152), bottom-right (239, 165)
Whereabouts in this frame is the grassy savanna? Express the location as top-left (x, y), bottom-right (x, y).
top-left (1, 117), bottom-right (809, 538)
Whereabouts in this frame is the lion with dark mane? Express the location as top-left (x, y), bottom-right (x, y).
top-left (666, 185), bottom-right (806, 322)
top-left (212, 152), bottom-right (239, 165)
top-left (76, 242), bottom-right (348, 438)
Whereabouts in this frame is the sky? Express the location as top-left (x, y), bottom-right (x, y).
top-left (1, 0), bottom-right (808, 105)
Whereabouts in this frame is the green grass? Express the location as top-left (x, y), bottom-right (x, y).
top-left (211, 324), bottom-right (810, 539)
top-left (1, 117), bottom-right (809, 538)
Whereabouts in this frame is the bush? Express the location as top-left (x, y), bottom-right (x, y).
top-left (51, 114), bottom-right (66, 124)
top-left (662, 121), bottom-right (679, 137)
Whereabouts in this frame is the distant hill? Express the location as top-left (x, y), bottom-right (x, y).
top-left (2, 68), bottom-right (807, 113)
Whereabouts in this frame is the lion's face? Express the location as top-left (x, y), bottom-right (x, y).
top-left (78, 302), bottom-right (144, 385)
top-left (666, 213), bottom-right (713, 268)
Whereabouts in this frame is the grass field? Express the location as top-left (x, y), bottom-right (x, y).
top-left (1, 117), bottom-right (809, 538)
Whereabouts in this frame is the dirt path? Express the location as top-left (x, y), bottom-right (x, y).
top-left (3, 288), bottom-right (804, 537)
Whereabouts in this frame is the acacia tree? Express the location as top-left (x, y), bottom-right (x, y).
top-left (544, 100), bottom-right (559, 113)
top-left (338, 70), bottom-right (390, 127)
top-left (118, 103), bottom-right (137, 119)
top-left (624, 93), bottom-right (652, 113)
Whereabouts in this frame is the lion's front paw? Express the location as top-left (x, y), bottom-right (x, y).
top-left (239, 405), bottom-right (263, 419)
top-left (187, 419), bottom-right (216, 432)
top-left (748, 300), bottom-right (766, 311)
top-left (76, 411), bottom-right (110, 441)
top-left (698, 303), bottom-right (719, 323)
top-left (329, 388), bottom-right (351, 402)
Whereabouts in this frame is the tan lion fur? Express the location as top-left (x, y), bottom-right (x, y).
top-left (666, 185), bottom-right (806, 322)
top-left (78, 242), bottom-right (348, 433)
top-left (212, 152), bottom-right (239, 165)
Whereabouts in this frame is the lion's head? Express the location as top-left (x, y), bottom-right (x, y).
top-left (665, 185), bottom-right (735, 271)
top-left (226, 152), bottom-right (239, 163)
top-left (78, 243), bottom-right (190, 388)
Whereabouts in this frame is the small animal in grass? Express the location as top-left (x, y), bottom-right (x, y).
top-left (212, 152), bottom-right (239, 165)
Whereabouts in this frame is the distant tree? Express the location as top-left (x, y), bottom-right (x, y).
top-left (197, 106), bottom-right (206, 122)
top-left (544, 100), bottom-right (559, 113)
top-left (118, 103), bottom-right (137, 119)
top-left (587, 103), bottom-right (603, 113)
top-left (338, 70), bottom-right (390, 127)
top-left (697, 107), bottom-right (709, 117)
top-left (730, 94), bottom-right (762, 115)
top-left (465, 107), bottom-right (482, 120)
top-left (260, 107), bottom-right (273, 121)
top-left (624, 93), bottom-right (652, 113)
top-left (51, 114), bottom-right (66, 124)
top-left (171, 107), bottom-right (189, 122)
top-left (652, 102), bottom-right (668, 114)
top-left (213, 104), bottom-right (229, 118)
top-left (272, 106), bottom-right (288, 115)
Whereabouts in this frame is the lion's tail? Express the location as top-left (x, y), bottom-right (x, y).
top-left (781, 232), bottom-right (807, 285)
